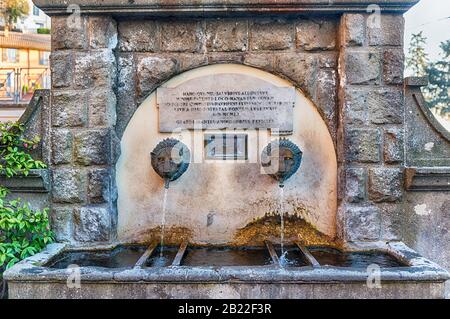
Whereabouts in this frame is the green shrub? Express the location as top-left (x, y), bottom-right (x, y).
top-left (36, 28), bottom-right (50, 34)
top-left (0, 198), bottom-right (53, 269)
top-left (0, 122), bottom-right (46, 178)
top-left (0, 122), bottom-right (52, 273)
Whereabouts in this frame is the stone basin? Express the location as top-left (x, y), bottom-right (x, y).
top-left (4, 241), bottom-right (449, 299)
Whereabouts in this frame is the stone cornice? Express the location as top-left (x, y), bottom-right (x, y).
top-left (404, 167), bottom-right (450, 192)
top-left (34, 0), bottom-right (419, 16)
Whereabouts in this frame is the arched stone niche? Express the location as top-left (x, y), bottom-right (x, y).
top-left (116, 64), bottom-right (337, 245)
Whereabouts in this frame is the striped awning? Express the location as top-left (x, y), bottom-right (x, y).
top-left (0, 31), bottom-right (51, 51)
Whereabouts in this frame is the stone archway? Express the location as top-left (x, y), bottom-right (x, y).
top-left (116, 64), bottom-right (337, 245)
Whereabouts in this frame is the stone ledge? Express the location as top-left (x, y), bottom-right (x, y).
top-left (404, 167), bottom-right (450, 192)
top-left (34, 0), bottom-right (419, 16)
top-left (0, 169), bottom-right (50, 193)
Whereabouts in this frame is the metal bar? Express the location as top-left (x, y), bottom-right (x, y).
top-left (171, 241), bottom-right (188, 266)
top-left (295, 242), bottom-right (320, 268)
top-left (15, 69), bottom-right (19, 103)
top-left (134, 241), bottom-right (158, 268)
top-left (265, 241), bottom-right (280, 266)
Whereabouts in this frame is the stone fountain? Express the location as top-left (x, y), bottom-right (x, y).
top-left (3, 0), bottom-right (450, 299)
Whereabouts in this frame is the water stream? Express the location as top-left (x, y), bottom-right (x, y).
top-left (279, 186), bottom-right (288, 266)
top-left (159, 186), bottom-right (169, 258)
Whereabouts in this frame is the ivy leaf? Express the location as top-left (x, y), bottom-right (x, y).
top-left (6, 258), bottom-right (20, 269)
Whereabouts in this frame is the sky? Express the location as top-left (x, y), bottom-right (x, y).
top-left (404, 0), bottom-right (450, 61)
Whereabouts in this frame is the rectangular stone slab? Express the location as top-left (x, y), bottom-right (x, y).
top-left (157, 73), bottom-right (295, 133)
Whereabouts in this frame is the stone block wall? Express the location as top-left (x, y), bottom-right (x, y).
top-left (48, 13), bottom-right (409, 245)
top-left (337, 13), bottom-right (406, 242)
top-left (49, 16), bottom-right (118, 243)
top-left (116, 17), bottom-right (340, 141)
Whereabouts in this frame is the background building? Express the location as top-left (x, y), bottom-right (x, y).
top-left (16, 0), bottom-right (50, 33)
top-left (0, 0), bottom-right (50, 121)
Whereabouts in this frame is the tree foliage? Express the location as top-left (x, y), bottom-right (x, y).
top-left (406, 31), bottom-right (429, 77)
top-left (406, 33), bottom-right (450, 116)
top-left (425, 40), bottom-right (450, 114)
top-left (1, 0), bottom-right (30, 29)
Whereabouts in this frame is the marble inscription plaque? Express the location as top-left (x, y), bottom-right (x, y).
top-left (157, 73), bottom-right (295, 132)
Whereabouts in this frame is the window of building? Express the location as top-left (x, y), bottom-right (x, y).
top-left (33, 5), bottom-right (40, 16)
top-left (2, 48), bottom-right (19, 63)
top-left (39, 51), bottom-right (50, 65)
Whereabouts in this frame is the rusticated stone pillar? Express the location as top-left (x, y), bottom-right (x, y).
top-left (49, 15), bottom-right (118, 243)
top-left (337, 13), bottom-right (405, 242)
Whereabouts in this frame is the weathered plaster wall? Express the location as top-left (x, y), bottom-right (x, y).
top-left (402, 192), bottom-right (450, 268)
top-left (116, 64), bottom-right (337, 244)
top-left (114, 16), bottom-right (342, 245)
top-left (404, 191), bottom-right (450, 298)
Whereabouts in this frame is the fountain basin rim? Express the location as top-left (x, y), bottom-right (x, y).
top-left (4, 242), bottom-right (449, 284)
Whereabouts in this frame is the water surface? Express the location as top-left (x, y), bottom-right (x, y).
top-left (308, 247), bottom-right (407, 268)
top-left (146, 246), bottom-right (178, 267)
top-left (181, 247), bottom-right (273, 267)
top-left (48, 246), bottom-right (147, 269)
